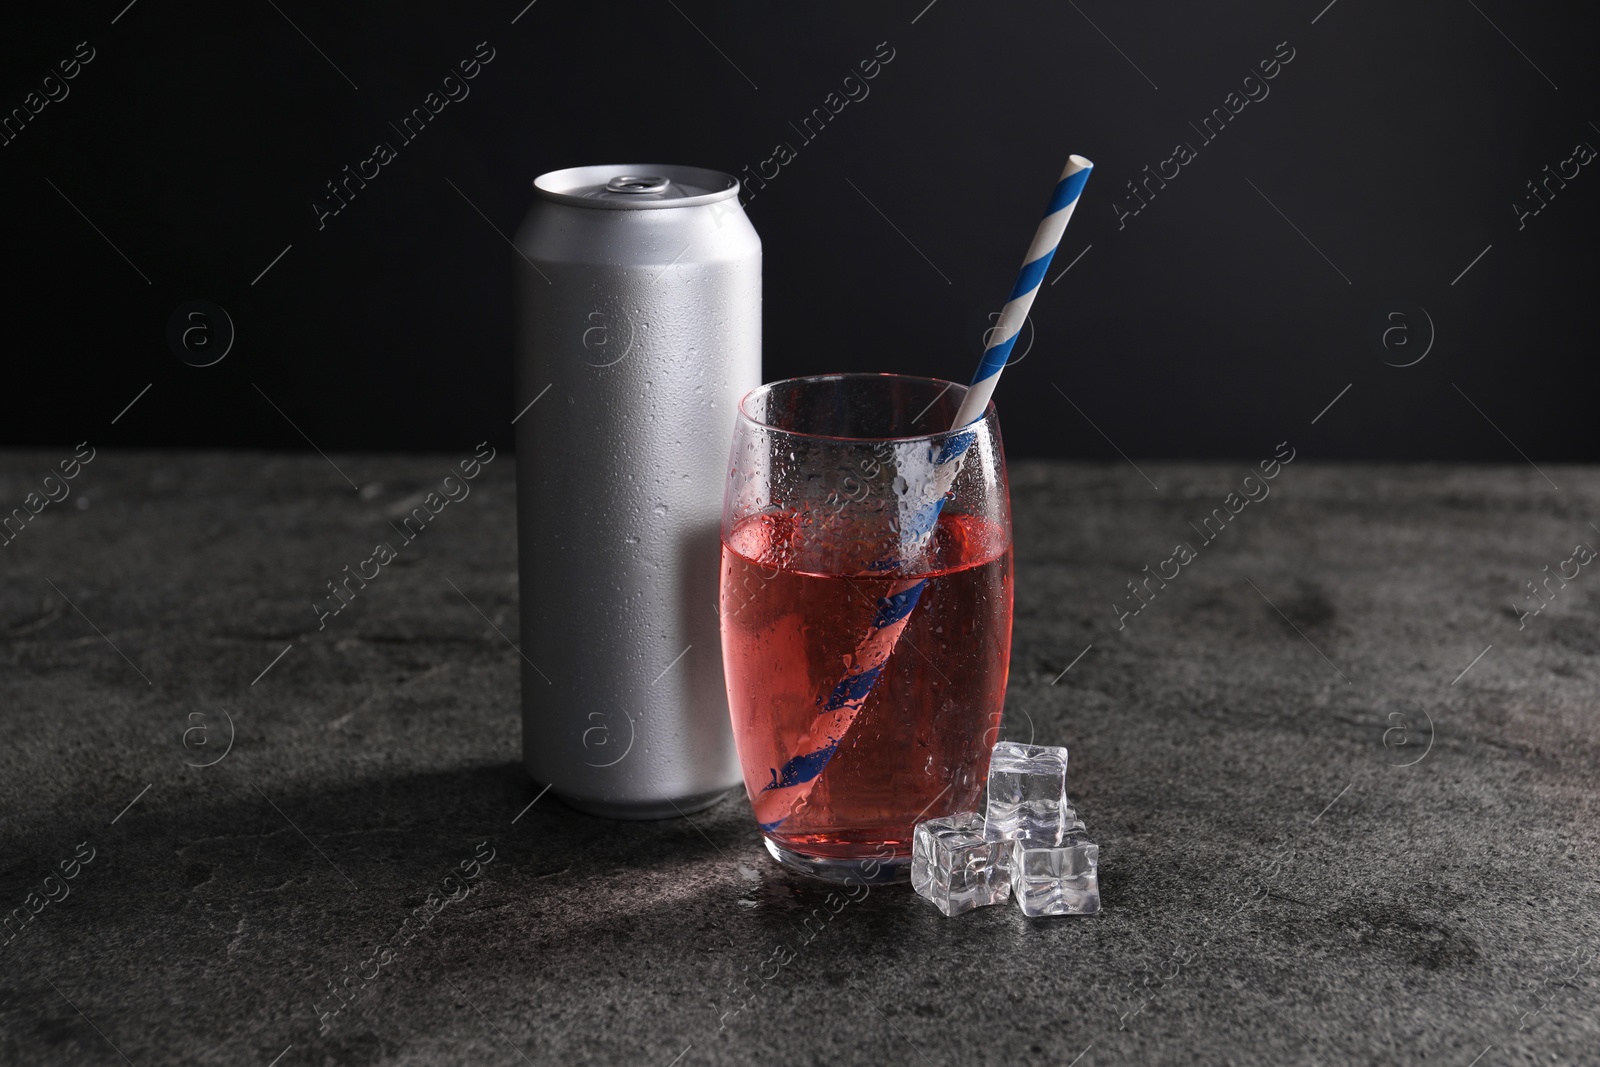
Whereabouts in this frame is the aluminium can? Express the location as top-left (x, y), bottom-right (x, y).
top-left (514, 164), bottom-right (760, 819)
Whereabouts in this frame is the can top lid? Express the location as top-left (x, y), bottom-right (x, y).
top-left (533, 164), bottom-right (740, 210)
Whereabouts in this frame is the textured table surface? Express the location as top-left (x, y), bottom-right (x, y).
top-left (2, 451), bottom-right (1598, 1067)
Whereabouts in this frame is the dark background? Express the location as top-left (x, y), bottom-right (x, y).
top-left (2, 0), bottom-right (1595, 461)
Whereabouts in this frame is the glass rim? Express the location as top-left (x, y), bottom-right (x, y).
top-left (735, 372), bottom-right (996, 444)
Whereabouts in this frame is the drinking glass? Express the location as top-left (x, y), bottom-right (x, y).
top-left (720, 373), bottom-right (1014, 883)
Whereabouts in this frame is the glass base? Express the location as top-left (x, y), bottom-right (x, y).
top-left (763, 838), bottom-right (910, 885)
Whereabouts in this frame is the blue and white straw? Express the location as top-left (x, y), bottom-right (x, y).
top-left (751, 154), bottom-right (1094, 834)
top-left (950, 155), bottom-right (1094, 428)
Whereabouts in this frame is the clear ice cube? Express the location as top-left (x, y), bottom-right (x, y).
top-left (911, 812), bottom-right (1012, 917)
top-left (984, 742), bottom-right (1071, 844)
top-left (1011, 832), bottom-right (1100, 917)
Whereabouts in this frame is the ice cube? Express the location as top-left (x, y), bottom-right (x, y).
top-left (984, 742), bottom-right (1071, 844)
top-left (1011, 832), bottom-right (1100, 917)
top-left (911, 812), bottom-right (1012, 917)
top-left (1060, 801), bottom-right (1087, 837)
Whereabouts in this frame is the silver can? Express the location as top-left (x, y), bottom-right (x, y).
top-left (514, 164), bottom-right (760, 818)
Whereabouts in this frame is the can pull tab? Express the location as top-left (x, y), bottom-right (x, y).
top-left (605, 175), bottom-right (671, 195)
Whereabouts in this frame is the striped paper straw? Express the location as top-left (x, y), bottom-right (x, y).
top-left (752, 578), bottom-right (926, 830)
top-left (751, 155), bottom-right (1095, 833)
top-left (951, 155), bottom-right (1093, 427)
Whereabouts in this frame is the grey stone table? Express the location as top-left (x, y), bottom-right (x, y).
top-left (2, 451), bottom-right (1598, 1066)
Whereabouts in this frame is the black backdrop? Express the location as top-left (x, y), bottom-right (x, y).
top-left (3, 0), bottom-right (1596, 461)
